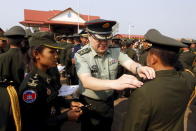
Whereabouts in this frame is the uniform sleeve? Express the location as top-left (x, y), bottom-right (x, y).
top-left (123, 88), bottom-right (151, 131)
top-left (75, 53), bottom-right (91, 75)
top-left (118, 52), bottom-right (134, 65)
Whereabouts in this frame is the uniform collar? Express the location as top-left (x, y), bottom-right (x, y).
top-left (155, 69), bottom-right (177, 77)
top-left (32, 65), bottom-right (51, 82)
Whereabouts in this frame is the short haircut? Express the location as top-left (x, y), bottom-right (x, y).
top-left (7, 36), bottom-right (24, 47)
top-left (148, 46), bottom-right (179, 67)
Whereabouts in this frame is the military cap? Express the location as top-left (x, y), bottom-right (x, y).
top-left (73, 33), bottom-right (80, 38)
top-left (29, 32), bottom-right (64, 49)
top-left (0, 33), bottom-right (6, 41)
top-left (4, 26), bottom-right (25, 37)
top-left (67, 35), bottom-right (74, 38)
top-left (144, 29), bottom-right (187, 48)
top-left (180, 38), bottom-right (192, 45)
top-left (85, 19), bottom-right (116, 40)
top-left (192, 39), bottom-right (196, 44)
top-left (61, 34), bottom-right (67, 38)
top-left (79, 30), bottom-right (88, 37)
top-left (25, 29), bottom-right (33, 38)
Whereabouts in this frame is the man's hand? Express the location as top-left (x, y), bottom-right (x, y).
top-left (137, 66), bottom-right (155, 79)
top-left (70, 101), bottom-right (84, 110)
top-left (67, 108), bottom-right (82, 121)
top-left (111, 74), bottom-right (143, 90)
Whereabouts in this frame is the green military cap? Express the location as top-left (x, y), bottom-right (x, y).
top-left (73, 33), bottom-right (80, 38)
top-left (4, 26), bottom-right (26, 37)
top-left (25, 29), bottom-right (33, 38)
top-left (67, 35), bottom-right (74, 38)
top-left (144, 29), bottom-right (187, 48)
top-left (79, 30), bottom-right (88, 38)
top-left (29, 32), bottom-right (64, 49)
top-left (0, 33), bottom-right (6, 41)
top-left (85, 19), bottom-right (116, 40)
top-left (0, 28), bottom-right (6, 40)
top-left (180, 38), bottom-right (192, 45)
top-left (61, 34), bottom-right (67, 38)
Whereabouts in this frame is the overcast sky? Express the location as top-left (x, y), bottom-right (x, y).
top-left (0, 0), bottom-right (195, 39)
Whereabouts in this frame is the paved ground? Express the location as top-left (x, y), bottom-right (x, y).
top-left (61, 98), bottom-right (129, 131)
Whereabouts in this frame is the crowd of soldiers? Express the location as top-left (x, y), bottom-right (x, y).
top-left (0, 18), bottom-right (195, 131)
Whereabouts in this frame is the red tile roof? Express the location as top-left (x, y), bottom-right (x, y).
top-left (24, 9), bottom-right (61, 22)
top-left (20, 8), bottom-right (100, 26)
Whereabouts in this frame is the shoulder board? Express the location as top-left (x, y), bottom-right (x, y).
top-left (77, 48), bottom-right (91, 55)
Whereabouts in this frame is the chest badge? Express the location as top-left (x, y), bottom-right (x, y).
top-left (109, 59), bottom-right (118, 65)
top-left (23, 90), bottom-right (37, 103)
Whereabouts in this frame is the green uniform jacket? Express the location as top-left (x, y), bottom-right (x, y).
top-left (179, 51), bottom-right (196, 70)
top-left (123, 70), bottom-right (195, 131)
top-left (19, 66), bottom-right (70, 131)
top-left (0, 48), bottom-right (25, 131)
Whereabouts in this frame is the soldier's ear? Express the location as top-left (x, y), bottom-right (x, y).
top-left (32, 50), bottom-right (40, 61)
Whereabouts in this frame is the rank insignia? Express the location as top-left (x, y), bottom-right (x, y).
top-left (109, 59), bottom-right (118, 65)
top-left (23, 90), bottom-right (37, 103)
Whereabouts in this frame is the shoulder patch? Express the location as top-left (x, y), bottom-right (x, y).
top-left (23, 90), bottom-right (37, 103)
top-left (77, 48), bottom-right (91, 55)
top-left (27, 74), bottom-right (39, 87)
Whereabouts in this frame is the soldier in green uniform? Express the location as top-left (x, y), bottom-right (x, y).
top-left (19, 32), bottom-right (83, 131)
top-left (0, 26), bottom-right (26, 131)
top-left (75, 19), bottom-right (155, 131)
top-left (179, 39), bottom-right (196, 71)
top-left (123, 29), bottom-right (196, 131)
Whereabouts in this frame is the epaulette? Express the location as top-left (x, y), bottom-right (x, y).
top-left (78, 48), bottom-right (91, 55)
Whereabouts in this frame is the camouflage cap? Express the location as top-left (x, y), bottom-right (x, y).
top-left (180, 38), bottom-right (192, 45)
top-left (145, 29), bottom-right (187, 48)
top-left (29, 32), bottom-right (64, 49)
top-left (85, 19), bottom-right (116, 40)
top-left (4, 26), bottom-right (26, 37)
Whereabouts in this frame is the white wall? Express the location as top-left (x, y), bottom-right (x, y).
top-left (51, 9), bottom-right (85, 23)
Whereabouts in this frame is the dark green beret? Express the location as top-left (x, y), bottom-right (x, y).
top-left (29, 32), bottom-right (64, 49)
top-left (180, 38), bottom-right (192, 45)
top-left (85, 19), bottom-right (116, 40)
top-left (144, 29), bottom-right (187, 48)
top-left (4, 26), bottom-right (25, 37)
